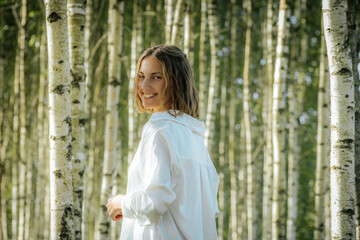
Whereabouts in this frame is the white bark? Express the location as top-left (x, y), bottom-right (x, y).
top-left (45, 0), bottom-right (74, 238)
top-left (242, 0), bottom-right (254, 238)
top-left (183, 0), bottom-right (191, 58)
top-left (314, 19), bottom-right (330, 240)
top-left (170, 0), bottom-right (184, 45)
top-left (35, 25), bottom-right (48, 240)
top-left (262, 1), bottom-right (274, 239)
top-left (128, 0), bottom-right (138, 165)
top-left (198, 0), bottom-right (207, 119)
top-left (96, 0), bottom-right (123, 238)
top-left (81, 0), bottom-right (92, 236)
top-left (286, 1), bottom-right (304, 239)
top-left (67, 0), bottom-right (86, 238)
top-left (323, 0), bottom-right (356, 239)
top-left (17, 0), bottom-right (27, 238)
top-left (272, 0), bottom-right (289, 239)
top-left (165, 0), bottom-right (173, 44)
top-left (346, 1), bottom-right (360, 238)
top-left (204, 0), bottom-right (219, 149)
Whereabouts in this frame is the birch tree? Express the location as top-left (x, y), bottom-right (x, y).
top-left (15, 0), bottom-right (27, 238)
top-left (241, 0), bottom-right (255, 238)
top-left (45, 0), bottom-right (74, 238)
top-left (34, 24), bottom-right (48, 240)
top-left (314, 18), bottom-right (330, 240)
top-left (323, 0), bottom-right (356, 239)
top-left (170, 0), bottom-right (184, 46)
top-left (198, 0), bottom-right (207, 119)
top-left (204, 0), bottom-right (219, 149)
top-left (262, 0), bottom-right (274, 238)
top-left (96, 0), bottom-right (123, 238)
top-left (228, 0), bottom-right (238, 238)
top-left (272, 0), bottom-right (289, 239)
top-left (82, 0), bottom-right (94, 237)
top-left (286, 0), bottom-right (304, 239)
top-left (128, 0), bottom-right (139, 165)
top-left (346, 0), bottom-right (360, 238)
top-left (110, 1), bottom-right (124, 239)
top-left (165, 0), bottom-right (173, 44)
top-left (67, 0), bottom-right (86, 238)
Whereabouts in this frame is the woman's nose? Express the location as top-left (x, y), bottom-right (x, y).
top-left (139, 77), bottom-right (150, 89)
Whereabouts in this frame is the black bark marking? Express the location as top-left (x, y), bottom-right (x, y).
top-left (52, 85), bottom-right (65, 95)
top-left (47, 12), bottom-right (61, 23)
top-left (59, 206), bottom-right (73, 240)
top-left (79, 118), bottom-right (86, 126)
top-left (336, 67), bottom-right (352, 76)
top-left (72, 100), bottom-right (80, 104)
top-left (70, 70), bottom-right (82, 89)
top-left (66, 144), bottom-right (72, 161)
top-left (53, 169), bottom-right (63, 179)
top-left (109, 77), bottom-right (120, 87)
top-left (341, 208), bottom-right (355, 217)
top-left (334, 138), bottom-right (354, 149)
top-left (50, 135), bottom-right (66, 142)
top-left (64, 116), bottom-right (72, 133)
top-left (58, 60), bottom-right (64, 64)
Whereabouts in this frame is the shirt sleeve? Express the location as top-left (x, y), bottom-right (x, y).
top-left (121, 130), bottom-right (176, 226)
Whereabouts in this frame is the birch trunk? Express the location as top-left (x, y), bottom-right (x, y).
top-left (67, 1), bottom-right (86, 238)
top-left (165, 0), bottom-right (173, 44)
top-left (84, 49), bottom-right (105, 240)
top-left (262, 0), bottom-right (274, 238)
top-left (96, 0), bottom-right (123, 238)
top-left (82, 1), bottom-right (93, 238)
top-left (45, 0), bottom-right (74, 238)
top-left (170, 0), bottom-right (184, 45)
top-left (84, 0), bottom-right (92, 120)
top-left (314, 18), bottom-right (330, 240)
top-left (217, 74), bottom-right (227, 240)
top-left (228, 0), bottom-right (238, 238)
top-left (239, 118), bottom-right (247, 239)
top-left (198, 0), bottom-right (207, 119)
top-left (183, 0), bottom-right (191, 59)
top-left (346, 1), bottom-right (360, 238)
top-left (12, 38), bottom-right (20, 240)
top-left (272, 0), bottom-right (289, 239)
top-left (16, 0), bottom-right (27, 239)
top-left (35, 25), bottom-right (48, 240)
top-left (204, 0), bottom-right (219, 149)
top-left (128, 0), bottom-right (138, 165)
top-left (241, 0), bottom-right (255, 238)
top-left (113, 6), bottom-right (124, 238)
top-left (286, 1), bottom-right (302, 239)
top-left (323, 0), bottom-right (356, 239)
top-left (0, 55), bottom-right (9, 240)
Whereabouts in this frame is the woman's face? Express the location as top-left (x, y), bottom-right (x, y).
top-left (137, 56), bottom-right (168, 113)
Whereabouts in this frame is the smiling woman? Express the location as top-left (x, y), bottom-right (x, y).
top-left (106, 45), bottom-right (220, 240)
top-left (137, 56), bottom-right (167, 113)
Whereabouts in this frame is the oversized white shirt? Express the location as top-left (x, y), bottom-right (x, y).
top-left (120, 111), bottom-right (220, 240)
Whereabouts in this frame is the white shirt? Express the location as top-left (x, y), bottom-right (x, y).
top-left (120, 111), bottom-right (220, 240)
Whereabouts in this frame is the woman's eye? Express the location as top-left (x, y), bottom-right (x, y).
top-left (154, 76), bottom-right (161, 80)
top-left (138, 75), bottom-right (145, 79)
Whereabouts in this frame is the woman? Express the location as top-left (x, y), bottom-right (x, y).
top-left (106, 45), bottom-right (220, 240)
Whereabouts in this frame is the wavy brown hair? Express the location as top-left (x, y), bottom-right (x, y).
top-left (135, 45), bottom-right (199, 118)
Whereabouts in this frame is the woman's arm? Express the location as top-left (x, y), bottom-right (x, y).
top-left (108, 130), bottom-right (176, 226)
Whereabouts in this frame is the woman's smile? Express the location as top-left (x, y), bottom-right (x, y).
top-left (137, 56), bottom-right (167, 112)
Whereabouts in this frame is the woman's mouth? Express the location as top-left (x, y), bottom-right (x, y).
top-left (143, 93), bottom-right (158, 99)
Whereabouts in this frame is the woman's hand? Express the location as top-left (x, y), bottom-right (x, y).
top-left (106, 194), bottom-right (125, 221)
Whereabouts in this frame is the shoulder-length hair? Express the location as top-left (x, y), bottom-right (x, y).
top-left (134, 44), bottom-right (199, 118)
